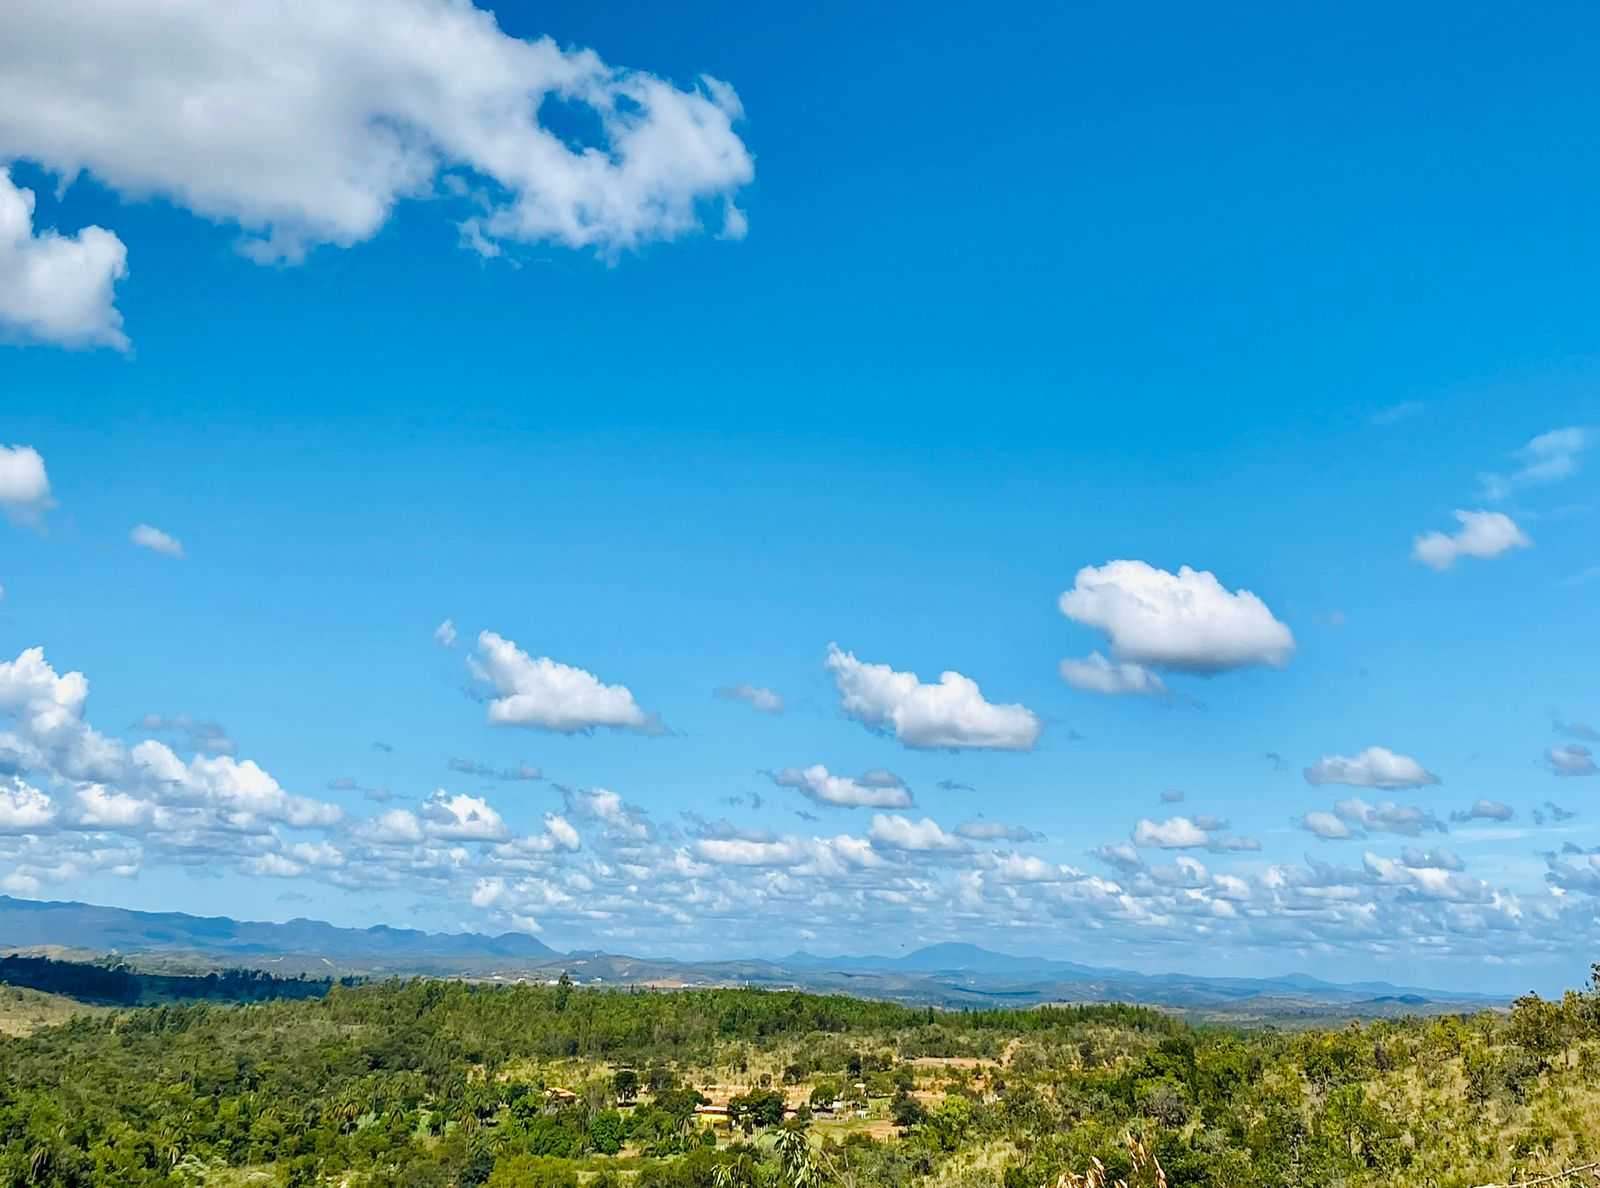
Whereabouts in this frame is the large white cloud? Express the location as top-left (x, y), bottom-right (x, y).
top-left (0, 0), bottom-right (752, 272)
top-left (825, 644), bottom-right (1040, 751)
top-left (471, 631), bottom-right (654, 734)
top-left (0, 169), bottom-right (128, 350)
top-left (1411, 510), bottom-right (1530, 571)
top-left (771, 764), bottom-right (912, 809)
top-left (1303, 746), bottom-right (1440, 790)
top-left (0, 444), bottom-right (54, 526)
top-left (1058, 561), bottom-right (1294, 680)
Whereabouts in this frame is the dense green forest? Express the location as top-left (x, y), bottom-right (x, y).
top-left (2, 966), bottom-right (1598, 1187)
top-left (0, 954), bottom-right (344, 1006)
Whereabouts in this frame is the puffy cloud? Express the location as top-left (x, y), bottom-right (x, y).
top-left (825, 644), bottom-right (1040, 751)
top-left (770, 764), bottom-right (912, 809)
top-left (1452, 799), bottom-right (1515, 823)
top-left (1132, 817), bottom-right (1211, 849)
top-left (1411, 510), bottom-right (1530, 570)
top-left (419, 790), bottom-right (507, 841)
top-left (563, 787), bottom-right (652, 844)
top-left (130, 523), bottom-right (183, 557)
top-left (0, 168), bottom-right (127, 350)
top-left (1304, 746), bottom-right (1440, 790)
top-left (1546, 744), bottom-right (1597, 778)
top-left (1131, 815), bottom-right (1258, 852)
top-left (132, 743), bottom-right (343, 829)
top-left (1401, 846), bottom-right (1464, 872)
top-left (1058, 651), bottom-right (1167, 697)
top-left (954, 819), bottom-right (1044, 843)
top-left (693, 836), bottom-right (804, 867)
top-left (1330, 798), bottom-right (1445, 837)
top-left (715, 684), bottom-right (784, 714)
top-left (0, 777), bottom-right (55, 833)
top-left (868, 813), bottom-right (968, 853)
top-left (0, 1), bottom-right (752, 268)
top-left (1300, 810), bottom-right (1355, 840)
top-left (433, 619), bottom-right (458, 649)
top-left (472, 631), bottom-right (654, 734)
top-left (70, 785), bottom-right (151, 829)
top-left (1058, 561), bottom-right (1294, 677)
top-left (1481, 427), bottom-right (1592, 501)
top-left (0, 444), bottom-right (54, 526)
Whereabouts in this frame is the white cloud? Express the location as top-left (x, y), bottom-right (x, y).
top-left (434, 618), bottom-right (458, 649)
top-left (1058, 560), bottom-right (1294, 676)
top-left (825, 644), bottom-right (1040, 751)
top-left (0, 168), bottom-right (127, 350)
top-left (692, 836), bottom-right (804, 867)
top-left (868, 813), bottom-right (968, 853)
top-left (1547, 744), bottom-right (1597, 778)
top-left (1131, 816), bottom-right (1211, 849)
top-left (1411, 509), bottom-right (1530, 570)
top-left (130, 523), bottom-right (183, 557)
top-left (1058, 651), bottom-right (1167, 697)
top-left (1300, 810), bottom-right (1355, 840)
top-left (1451, 799), bottom-right (1514, 823)
top-left (0, 444), bottom-right (53, 526)
top-left (0, 1), bottom-right (752, 269)
top-left (715, 683), bottom-right (784, 713)
top-left (1481, 427), bottom-right (1591, 500)
top-left (0, 777), bottom-right (55, 833)
top-left (471, 631), bottom-right (653, 734)
top-left (1304, 746), bottom-right (1440, 790)
top-left (1331, 797), bottom-right (1445, 837)
top-left (771, 764), bottom-right (912, 809)
top-left (419, 790), bottom-right (507, 841)
top-left (563, 787), bottom-right (651, 843)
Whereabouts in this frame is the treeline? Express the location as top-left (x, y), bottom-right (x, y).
top-left (2, 969), bottom-right (1599, 1187)
top-left (0, 953), bottom-right (345, 1005)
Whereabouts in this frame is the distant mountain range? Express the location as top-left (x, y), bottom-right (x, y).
top-left (0, 895), bottom-right (1504, 1020)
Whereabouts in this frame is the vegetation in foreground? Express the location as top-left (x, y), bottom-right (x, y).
top-left (1, 964), bottom-right (1598, 1187)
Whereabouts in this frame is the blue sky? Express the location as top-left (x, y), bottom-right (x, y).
top-left (2, 0), bottom-right (1598, 993)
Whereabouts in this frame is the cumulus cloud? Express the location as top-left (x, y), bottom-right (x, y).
top-left (419, 790), bottom-right (507, 841)
top-left (770, 764), bottom-right (911, 809)
top-left (0, 777), bottom-right (56, 833)
top-left (0, 444), bottom-right (53, 526)
top-left (1300, 810), bottom-right (1355, 840)
top-left (562, 787), bottom-right (652, 844)
top-left (1058, 560), bottom-right (1294, 681)
top-left (1546, 744), bottom-right (1597, 778)
top-left (130, 523), bottom-right (183, 557)
top-left (716, 684), bottom-right (784, 714)
top-left (868, 813), bottom-right (968, 853)
top-left (825, 644), bottom-right (1040, 751)
top-left (0, 0), bottom-right (753, 271)
top-left (1411, 510), bottom-right (1530, 570)
top-left (1301, 798), bottom-right (1446, 839)
top-left (1480, 427), bottom-right (1592, 501)
top-left (1058, 651), bottom-right (1167, 698)
top-left (1131, 817), bottom-right (1212, 849)
top-left (433, 619), bottom-right (458, 649)
top-left (0, 168), bottom-right (128, 350)
top-left (1304, 746), bottom-right (1440, 790)
top-left (1451, 799), bottom-right (1515, 824)
top-left (471, 631), bottom-right (655, 734)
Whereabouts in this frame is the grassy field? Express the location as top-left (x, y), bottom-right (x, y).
top-left (0, 982), bottom-right (105, 1036)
